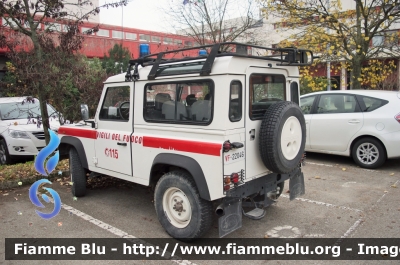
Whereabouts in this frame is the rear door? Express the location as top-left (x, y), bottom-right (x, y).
top-left (309, 93), bottom-right (363, 152)
top-left (94, 84), bottom-right (133, 175)
top-left (245, 69), bottom-right (288, 179)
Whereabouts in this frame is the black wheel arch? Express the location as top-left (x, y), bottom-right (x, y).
top-left (150, 153), bottom-right (211, 201)
top-left (59, 136), bottom-right (89, 170)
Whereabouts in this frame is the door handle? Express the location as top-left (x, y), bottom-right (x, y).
top-left (117, 142), bottom-right (127, 146)
top-left (348, 120), bottom-right (360, 124)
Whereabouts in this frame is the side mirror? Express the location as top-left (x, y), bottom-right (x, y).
top-left (81, 104), bottom-right (89, 120)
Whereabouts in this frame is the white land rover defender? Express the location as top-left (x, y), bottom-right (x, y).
top-left (58, 42), bottom-right (312, 240)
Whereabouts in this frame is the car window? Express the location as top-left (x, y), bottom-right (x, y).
top-left (144, 80), bottom-right (214, 124)
top-left (249, 74), bottom-right (286, 120)
top-left (300, 96), bottom-right (316, 114)
top-left (229, 81), bottom-right (242, 122)
top-left (317, 94), bottom-right (358, 114)
top-left (358, 95), bottom-right (389, 112)
top-left (99, 86), bottom-right (130, 121)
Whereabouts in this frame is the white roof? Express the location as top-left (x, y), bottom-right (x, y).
top-left (301, 90), bottom-right (400, 100)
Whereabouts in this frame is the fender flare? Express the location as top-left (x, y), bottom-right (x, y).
top-left (59, 136), bottom-right (89, 169)
top-left (151, 153), bottom-right (211, 201)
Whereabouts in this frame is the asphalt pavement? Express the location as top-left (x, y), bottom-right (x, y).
top-left (0, 153), bottom-right (399, 265)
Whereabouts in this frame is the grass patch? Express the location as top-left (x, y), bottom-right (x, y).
top-left (0, 159), bottom-right (69, 183)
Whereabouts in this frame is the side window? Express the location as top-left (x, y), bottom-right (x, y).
top-left (290, 82), bottom-right (299, 105)
top-left (144, 81), bottom-right (214, 124)
top-left (358, 95), bottom-right (389, 112)
top-left (229, 81), bottom-right (242, 122)
top-left (300, 96), bottom-right (316, 114)
top-left (99, 86), bottom-right (130, 121)
top-left (249, 74), bottom-right (286, 120)
top-left (317, 94), bottom-right (358, 114)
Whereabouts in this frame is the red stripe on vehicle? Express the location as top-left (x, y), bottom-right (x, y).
top-left (58, 127), bottom-right (97, 139)
top-left (143, 137), bottom-right (221, 156)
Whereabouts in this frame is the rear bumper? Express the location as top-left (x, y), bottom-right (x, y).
top-left (225, 167), bottom-right (303, 198)
top-left (382, 130), bottom-right (400, 159)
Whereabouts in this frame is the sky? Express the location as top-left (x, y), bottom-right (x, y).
top-left (98, 0), bottom-right (175, 33)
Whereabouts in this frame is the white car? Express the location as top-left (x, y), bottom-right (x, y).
top-left (0, 97), bottom-right (61, 165)
top-left (300, 90), bottom-right (400, 169)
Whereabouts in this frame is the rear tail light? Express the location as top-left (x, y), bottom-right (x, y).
top-left (223, 141), bottom-right (231, 152)
top-left (231, 173), bottom-right (239, 184)
top-left (395, 113), bottom-right (400, 123)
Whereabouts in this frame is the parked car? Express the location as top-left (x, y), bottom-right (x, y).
top-left (0, 97), bottom-right (61, 165)
top-left (300, 90), bottom-right (400, 169)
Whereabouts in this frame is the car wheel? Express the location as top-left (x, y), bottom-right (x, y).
top-left (154, 170), bottom-right (213, 241)
top-left (69, 147), bottom-right (87, 197)
top-left (352, 137), bottom-right (386, 169)
top-left (259, 101), bottom-right (306, 174)
top-left (0, 139), bottom-right (13, 165)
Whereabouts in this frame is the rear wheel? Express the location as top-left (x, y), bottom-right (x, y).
top-left (154, 170), bottom-right (213, 241)
top-left (69, 147), bottom-right (87, 197)
top-left (352, 137), bottom-right (386, 169)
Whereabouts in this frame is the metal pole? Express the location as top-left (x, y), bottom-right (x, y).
top-left (327, 0), bottom-right (331, 91)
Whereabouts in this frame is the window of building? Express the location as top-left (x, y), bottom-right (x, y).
top-left (139, 34), bottom-right (151, 42)
top-left (112, 30), bottom-right (123, 39)
top-left (97, 29), bottom-right (110, 37)
top-left (164, 37), bottom-right (173, 44)
top-left (125, 32), bottom-right (137, 40)
top-left (372, 35), bottom-right (384, 47)
top-left (99, 86), bottom-right (130, 121)
top-left (229, 81), bottom-right (242, 122)
top-left (45, 23), bottom-right (62, 32)
top-left (184, 41), bottom-right (193, 47)
top-left (81, 27), bottom-right (94, 35)
top-left (174, 39), bottom-right (183, 45)
top-left (144, 81), bottom-right (214, 124)
top-left (152, 36), bottom-right (161, 43)
top-left (2, 18), bottom-right (17, 28)
top-left (249, 74), bottom-right (286, 120)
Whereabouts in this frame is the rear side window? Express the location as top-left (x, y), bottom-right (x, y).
top-left (229, 81), bottom-right (242, 122)
top-left (290, 82), bottom-right (299, 105)
top-left (144, 80), bottom-right (214, 125)
top-left (358, 95), bottom-right (389, 112)
top-left (249, 74), bottom-right (286, 120)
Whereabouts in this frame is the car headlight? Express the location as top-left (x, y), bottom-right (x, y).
top-left (9, 130), bottom-right (31, 139)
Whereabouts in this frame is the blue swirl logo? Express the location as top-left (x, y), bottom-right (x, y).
top-left (34, 129), bottom-right (60, 176)
top-left (29, 179), bottom-right (61, 219)
top-left (30, 129), bottom-right (62, 219)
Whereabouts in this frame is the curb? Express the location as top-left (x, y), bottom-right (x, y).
top-left (0, 171), bottom-right (70, 190)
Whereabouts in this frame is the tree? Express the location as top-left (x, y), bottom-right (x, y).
top-left (261, 0), bottom-right (400, 90)
top-left (0, 0), bottom-right (126, 143)
top-left (164, 0), bottom-right (261, 49)
top-left (102, 43), bottom-right (131, 75)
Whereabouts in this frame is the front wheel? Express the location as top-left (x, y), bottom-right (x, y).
top-left (0, 139), bottom-right (13, 165)
top-left (69, 147), bottom-right (87, 197)
top-left (154, 170), bottom-right (213, 241)
top-left (351, 137), bottom-right (386, 169)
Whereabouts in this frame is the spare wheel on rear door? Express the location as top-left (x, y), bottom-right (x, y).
top-left (259, 101), bottom-right (306, 174)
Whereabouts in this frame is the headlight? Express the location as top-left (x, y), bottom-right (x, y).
top-left (9, 130), bottom-right (31, 139)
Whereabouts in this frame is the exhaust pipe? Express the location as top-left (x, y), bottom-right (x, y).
top-left (215, 204), bottom-right (224, 216)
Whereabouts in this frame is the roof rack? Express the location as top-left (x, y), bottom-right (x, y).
top-left (125, 42), bottom-right (314, 81)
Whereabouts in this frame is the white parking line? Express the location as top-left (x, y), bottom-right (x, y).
top-left (61, 203), bottom-right (195, 265)
top-left (306, 162), bottom-right (333, 167)
top-left (280, 194), bottom-right (362, 212)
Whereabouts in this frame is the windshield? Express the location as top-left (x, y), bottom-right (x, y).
top-left (0, 101), bottom-right (57, 120)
